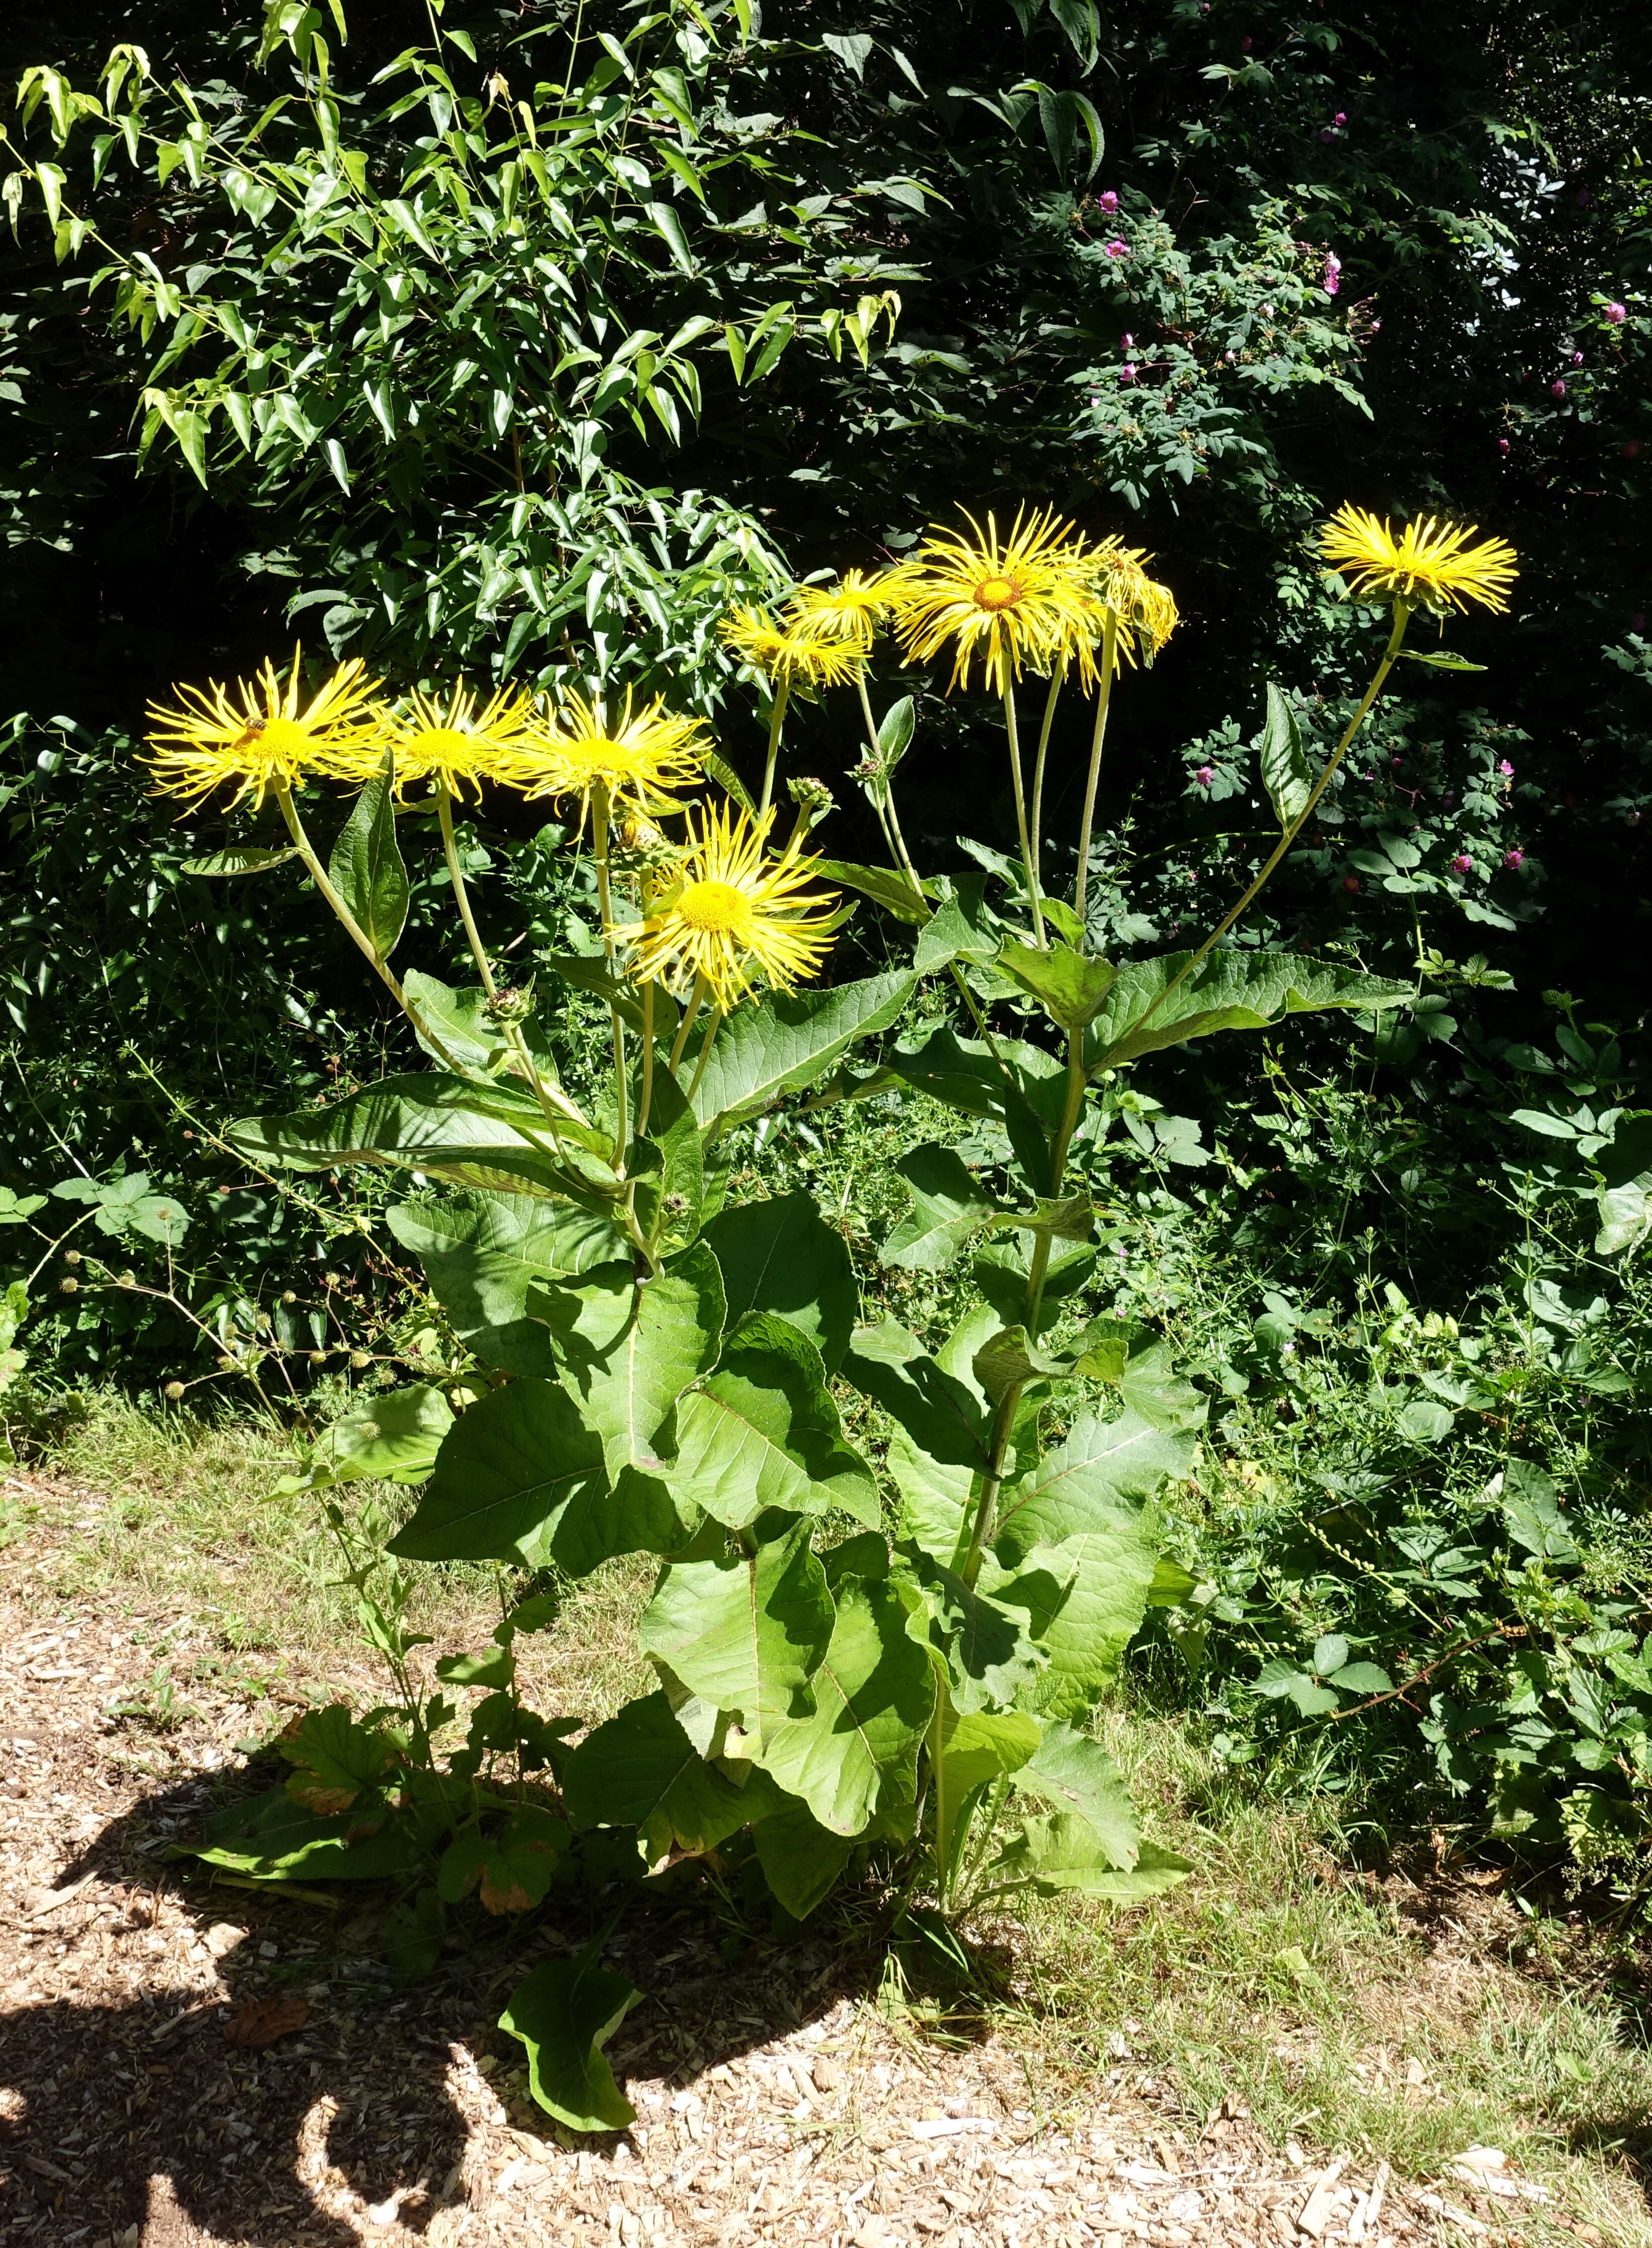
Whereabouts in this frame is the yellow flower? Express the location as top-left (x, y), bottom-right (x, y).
top-left (1092, 539), bottom-right (1179, 668)
top-left (1319, 505), bottom-right (1519, 614)
top-left (720, 605), bottom-right (868, 688)
top-left (887, 506), bottom-right (1104, 693)
top-left (507, 689), bottom-right (708, 826)
top-left (615, 802), bottom-right (843, 1014)
top-left (786, 569), bottom-right (892, 648)
top-left (350, 682), bottom-right (544, 800)
top-left (144, 653), bottom-right (379, 809)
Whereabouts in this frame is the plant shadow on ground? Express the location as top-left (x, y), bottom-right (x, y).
top-left (1, 1757), bottom-right (895, 2246)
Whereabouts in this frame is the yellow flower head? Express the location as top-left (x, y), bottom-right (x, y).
top-left (887, 506), bottom-right (1104, 694)
top-left (720, 605), bottom-right (868, 688)
top-left (614, 802), bottom-right (843, 1016)
top-left (786, 569), bottom-right (892, 649)
top-left (1319, 505), bottom-right (1519, 614)
top-left (506, 689), bottom-right (707, 826)
top-left (1092, 539), bottom-right (1180, 669)
top-left (350, 682), bottom-right (544, 800)
top-left (144, 652), bottom-right (379, 809)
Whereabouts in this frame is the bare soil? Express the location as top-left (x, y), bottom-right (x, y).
top-left (0, 1477), bottom-right (1565, 2248)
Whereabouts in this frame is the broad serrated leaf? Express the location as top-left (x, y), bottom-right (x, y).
top-left (639, 1520), bottom-right (835, 1748)
top-left (560, 1690), bottom-right (779, 1865)
top-left (328, 748), bottom-right (409, 961)
top-left (667, 1312), bottom-right (879, 1530)
top-left (691, 972), bottom-right (918, 1132)
top-left (913, 874), bottom-right (999, 975)
top-left (500, 1953), bottom-right (641, 2134)
top-left (1086, 951), bottom-right (1413, 1071)
top-left (998, 939), bottom-right (1117, 1030)
top-left (752, 1797), bottom-right (854, 1917)
top-left (881, 1142), bottom-right (1007, 1271)
top-left (700, 1189), bottom-right (859, 1372)
top-left (386, 1377), bottom-right (607, 1566)
top-left (541, 1245), bottom-right (724, 1477)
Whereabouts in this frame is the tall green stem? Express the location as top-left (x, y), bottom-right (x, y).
top-left (1073, 609), bottom-right (1118, 941)
top-left (1028, 666), bottom-right (1064, 904)
top-left (635, 979), bottom-right (656, 1140)
top-left (591, 784), bottom-right (628, 1165)
top-left (685, 1008), bottom-right (723, 1108)
top-left (759, 678), bottom-right (791, 818)
top-left (668, 972), bottom-right (710, 1078)
top-left (1116, 602), bottom-right (1412, 1057)
top-left (1001, 682), bottom-right (1046, 949)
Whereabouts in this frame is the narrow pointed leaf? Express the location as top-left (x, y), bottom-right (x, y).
top-left (328, 749), bottom-right (409, 961)
top-left (1086, 952), bottom-right (1413, 1071)
top-left (1258, 683), bottom-right (1313, 831)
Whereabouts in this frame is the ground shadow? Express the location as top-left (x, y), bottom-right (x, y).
top-left (1, 1762), bottom-right (884, 2246)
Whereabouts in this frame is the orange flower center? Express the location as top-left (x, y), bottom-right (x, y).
top-left (972, 574), bottom-right (1024, 613)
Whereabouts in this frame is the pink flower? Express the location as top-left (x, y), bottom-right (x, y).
top-left (1121, 333), bottom-right (1134, 349)
top-left (1242, 34), bottom-right (1253, 50)
top-left (1342, 874), bottom-right (1360, 894)
top-left (1120, 362), bottom-right (1138, 384)
top-left (1194, 765), bottom-right (1215, 786)
top-left (1504, 848), bottom-right (1525, 870)
top-left (1497, 437), bottom-right (1511, 454)
top-left (1323, 251), bottom-right (1342, 296)
top-left (1333, 111), bottom-right (1346, 125)
top-left (1550, 379), bottom-right (1566, 397)
top-left (1097, 190), bottom-right (1119, 214)
top-left (1104, 239), bottom-right (1130, 260)
top-left (1625, 442), bottom-right (1641, 460)
top-left (1498, 758), bottom-right (1514, 777)
top-left (1605, 302), bottom-right (1627, 323)
top-left (1571, 349), bottom-right (1584, 366)
top-left (1452, 854), bottom-right (1472, 875)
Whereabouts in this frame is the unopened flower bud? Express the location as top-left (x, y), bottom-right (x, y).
top-left (164, 1381), bottom-right (186, 1401)
top-left (350, 1351), bottom-right (370, 1369)
top-left (281, 1289), bottom-right (297, 1304)
top-left (308, 1349), bottom-right (327, 1364)
top-left (118, 1271), bottom-right (136, 1287)
top-left (218, 1355), bottom-right (238, 1373)
top-left (59, 1275), bottom-right (79, 1293)
top-left (619, 815), bottom-right (665, 852)
top-left (483, 985), bottom-right (535, 1026)
top-left (787, 775), bottom-right (836, 818)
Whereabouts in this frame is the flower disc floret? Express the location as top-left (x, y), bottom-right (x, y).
top-left (506, 689), bottom-right (707, 825)
top-left (144, 654), bottom-right (380, 809)
top-left (1319, 505), bottom-right (1519, 614)
top-left (614, 803), bottom-right (842, 1014)
top-left (887, 506), bottom-right (1105, 693)
top-left (720, 606), bottom-right (868, 687)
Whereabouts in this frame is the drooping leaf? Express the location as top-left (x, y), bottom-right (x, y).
top-left (230, 1075), bottom-right (617, 1205)
top-left (986, 1815), bottom-right (1190, 1900)
top-left (274, 1384), bottom-right (455, 1494)
top-left (700, 1190), bottom-right (858, 1372)
top-left (185, 1784), bottom-right (422, 1882)
top-left (180, 845), bottom-right (299, 877)
top-left (500, 1953), bottom-right (642, 2133)
top-left (640, 1521), bottom-right (835, 1749)
top-left (387, 1191), bottom-right (626, 1374)
top-left (1085, 952), bottom-right (1413, 1071)
top-left (883, 1026), bottom-right (1054, 1188)
top-left (328, 748), bottom-right (409, 962)
top-left (1258, 683), bottom-right (1313, 831)
top-left (386, 1377), bottom-right (608, 1566)
top-left (544, 1245), bottom-right (725, 1477)
top-left (997, 940), bottom-right (1116, 1030)
top-left (897, 1549), bottom-right (1048, 1714)
top-left (1016, 1719), bottom-right (1140, 1866)
top-left (560, 1689), bottom-right (779, 1865)
top-left (880, 1143), bottom-right (1008, 1272)
top-left (913, 874), bottom-right (999, 975)
top-left (667, 1313), bottom-right (879, 1530)
top-left (752, 1797), bottom-right (854, 1918)
top-left (843, 1316), bottom-right (992, 1567)
top-left (757, 1573), bottom-right (935, 1834)
top-left (1594, 1112), bottom-right (1652, 1256)
top-left (690, 972), bottom-right (918, 1132)
top-left (816, 859), bottom-right (930, 925)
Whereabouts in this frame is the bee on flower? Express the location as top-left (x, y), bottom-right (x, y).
top-left (144, 651), bottom-right (380, 808)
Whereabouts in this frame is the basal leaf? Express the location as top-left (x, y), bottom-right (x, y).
top-left (756, 1573), bottom-right (934, 1833)
top-left (500, 1953), bottom-right (641, 2133)
top-left (752, 1797), bottom-right (854, 1918)
top-left (560, 1689), bottom-right (779, 1866)
top-left (387, 1377), bottom-right (607, 1566)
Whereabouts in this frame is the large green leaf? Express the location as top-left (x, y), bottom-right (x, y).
top-left (1094, 949), bottom-right (1419, 1069)
top-left (274, 1384), bottom-right (454, 1495)
top-left (639, 1521), bottom-right (835, 1748)
top-left (500, 1954), bottom-right (641, 2134)
top-left (752, 1799), bottom-right (855, 1918)
top-left (1016, 1719), bottom-right (1140, 1867)
top-left (984, 1816), bottom-right (1191, 1901)
top-left (629, 1064), bottom-right (704, 1252)
top-left (667, 1313), bottom-right (879, 1530)
top-left (848, 1309), bottom-right (999, 1568)
top-left (913, 874), bottom-right (999, 975)
top-left (885, 1026), bottom-right (1055, 1187)
top-left (880, 1143), bottom-right (1007, 1272)
top-left (897, 1550), bottom-right (1048, 1715)
top-left (560, 1689), bottom-right (777, 1866)
top-left (185, 1784), bottom-right (422, 1882)
top-left (1595, 1112), bottom-right (1652, 1256)
top-left (700, 1190), bottom-right (858, 1372)
top-left (690, 971), bottom-right (918, 1133)
top-left (756, 1573), bottom-right (935, 1834)
top-left (1258, 683), bottom-right (1313, 829)
top-left (992, 1408), bottom-right (1187, 1718)
top-left (543, 1245), bottom-right (725, 1476)
top-left (388, 1190), bottom-right (626, 1375)
top-left (329, 749), bottom-right (409, 962)
top-left (997, 940), bottom-right (1116, 1031)
top-left (386, 1378), bottom-right (606, 1565)
top-left (401, 969), bottom-right (512, 1079)
top-left (1085, 951), bottom-right (1412, 1071)
top-left (230, 1074), bottom-right (614, 1203)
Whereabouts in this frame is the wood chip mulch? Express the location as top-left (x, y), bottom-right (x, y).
top-left (1, 1476), bottom-right (1550, 2248)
